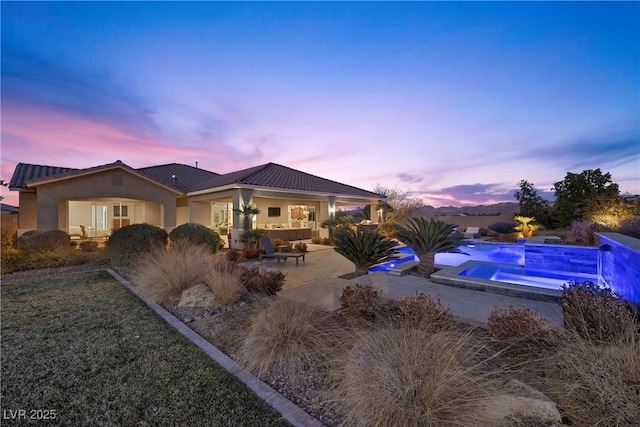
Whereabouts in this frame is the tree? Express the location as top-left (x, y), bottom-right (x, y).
top-left (371, 184), bottom-right (423, 223)
top-left (552, 169), bottom-right (619, 228)
top-left (395, 218), bottom-right (462, 276)
top-left (513, 180), bottom-right (552, 228)
top-left (233, 203), bottom-right (261, 231)
top-left (332, 228), bottom-right (399, 275)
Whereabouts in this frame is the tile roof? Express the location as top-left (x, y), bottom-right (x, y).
top-left (192, 162), bottom-right (384, 199)
top-left (9, 161), bottom-right (383, 199)
top-left (137, 163), bottom-right (220, 192)
top-left (8, 161), bottom-right (219, 192)
top-left (9, 163), bottom-right (79, 190)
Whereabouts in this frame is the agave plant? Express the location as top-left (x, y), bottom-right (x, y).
top-left (395, 218), bottom-right (462, 276)
top-left (240, 228), bottom-right (267, 249)
top-left (488, 222), bottom-right (516, 235)
top-left (514, 215), bottom-right (541, 238)
top-left (332, 228), bottom-right (399, 275)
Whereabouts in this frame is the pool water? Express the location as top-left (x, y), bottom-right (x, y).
top-left (459, 262), bottom-right (598, 290)
top-left (435, 243), bottom-right (524, 266)
top-left (369, 243), bottom-right (524, 272)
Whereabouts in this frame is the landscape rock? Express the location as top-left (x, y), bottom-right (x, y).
top-left (479, 379), bottom-right (562, 426)
top-left (178, 284), bottom-right (216, 308)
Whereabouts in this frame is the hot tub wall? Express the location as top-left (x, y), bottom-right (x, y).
top-left (597, 232), bottom-right (640, 305)
top-left (524, 243), bottom-right (598, 275)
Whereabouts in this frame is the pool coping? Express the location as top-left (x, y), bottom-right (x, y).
top-left (430, 261), bottom-right (562, 303)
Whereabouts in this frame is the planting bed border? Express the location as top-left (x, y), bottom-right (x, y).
top-left (106, 268), bottom-right (323, 427)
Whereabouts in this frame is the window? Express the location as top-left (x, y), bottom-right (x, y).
top-left (268, 207), bottom-right (281, 217)
top-left (114, 205), bottom-right (128, 217)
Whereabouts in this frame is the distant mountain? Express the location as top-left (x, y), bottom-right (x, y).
top-left (413, 202), bottom-right (520, 218)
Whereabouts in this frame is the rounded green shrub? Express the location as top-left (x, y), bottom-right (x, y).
top-left (17, 229), bottom-right (70, 253)
top-left (107, 223), bottom-right (168, 267)
top-left (169, 223), bottom-right (221, 253)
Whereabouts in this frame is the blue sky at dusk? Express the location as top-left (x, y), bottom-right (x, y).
top-left (2, 1), bottom-right (638, 207)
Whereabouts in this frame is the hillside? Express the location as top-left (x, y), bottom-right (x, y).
top-left (413, 202), bottom-right (520, 218)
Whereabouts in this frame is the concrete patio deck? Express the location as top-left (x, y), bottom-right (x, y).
top-left (241, 243), bottom-right (564, 326)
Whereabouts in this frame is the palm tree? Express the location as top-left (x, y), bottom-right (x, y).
top-left (395, 217), bottom-right (462, 276)
top-left (233, 203), bottom-right (261, 231)
top-left (333, 227), bottom-right (399, 275)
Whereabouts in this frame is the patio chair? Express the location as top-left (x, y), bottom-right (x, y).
top-left (259, 237), bottom-right (306, 265)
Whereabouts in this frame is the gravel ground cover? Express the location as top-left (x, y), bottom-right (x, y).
top-left (1, 269), bottom-right (291, 427)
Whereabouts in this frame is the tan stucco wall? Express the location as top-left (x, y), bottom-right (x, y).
top-left (18, 192), bottom-right (37, 232)
top-left (176, 198), bottom-right (189, 225)
top-left (34, 170), bottom-right (177, 231)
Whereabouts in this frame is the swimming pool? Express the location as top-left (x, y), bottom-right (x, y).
top-left (459, 262), bottom-right (599, 290)
top-left (369, 243), bottom-right (524, 273)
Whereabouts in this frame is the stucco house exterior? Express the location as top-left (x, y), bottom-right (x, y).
top-left (8, 160), bottom-right (384, 248)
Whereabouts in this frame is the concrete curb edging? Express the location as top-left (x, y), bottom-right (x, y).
top-left (106, 268), bottom-right (324, 427)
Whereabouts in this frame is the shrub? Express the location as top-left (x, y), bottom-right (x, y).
top-left (239, 266), bottom-right (286, 296)
top-left (240, 299), bottom-right (330, 382)
top-left (107, 223), bottom-right (168, 267)
top-left (240, 247), bottom-right (261, 260)
top-left (17, 229), bottom-right (70, 253)
top-left (169, 223), bottom-right (221, 253)
top-left (1, 247), bottom-right (105, 274)
top-left (311, 237), bottom-right (322, 244)
top-left (335, 328), bottom-right (496, 427)
top-left (1, 227), bottom-right (16, 250)
top-left (134, 244), bottom-right (211, 305)
top-left (79, 240), bottom-right (99, 251)
top-left (568, 220), bottom-right (602, 246)
top-left (293, 242), bottom-right (307, 252)
top-left (617, 216), bottom-right (640, 239)
top-left (561, 281), bottom-right (637, 344)
top-left (224, 248), bottom-right (242, 264)
top-left (488, 222), bottom-right (516, 234)
top-left (339, 283), bottom-right (386, 320)
top-left (487, 305), bottom-right (562, 360)
top-left (202, 258), bottom-right (243, 306)
top-left (321, 238), bottom-right (333, 245)
top-left (543, 338), bottom-right (640, 426)
top-left (395, 293), bottom-right (453, 332)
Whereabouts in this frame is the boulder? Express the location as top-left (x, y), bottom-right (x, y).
top-left (478, 379), bottom-right (562, 426)
top-left (178, 284), bottom-right (216, 308)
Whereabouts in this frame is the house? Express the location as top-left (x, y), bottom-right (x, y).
top-left (1, 203), bottom-right (19, 231)
top-left (8, 160), bottom-right (385, 248)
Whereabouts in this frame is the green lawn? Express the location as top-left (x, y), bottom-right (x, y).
top-left (1, 270), bottom-right (290, 426)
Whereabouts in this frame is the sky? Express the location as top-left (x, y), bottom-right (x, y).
top-left (1, 1), bottom-right (639, 208)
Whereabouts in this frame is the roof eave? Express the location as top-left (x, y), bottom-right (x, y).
top-left (26, 164), bottom-right (184, 195)
top-left (187, 183), bottom-right (385, 200)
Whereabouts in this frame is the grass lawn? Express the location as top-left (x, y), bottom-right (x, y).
top-left (1, 270), bottom-right (291, 426)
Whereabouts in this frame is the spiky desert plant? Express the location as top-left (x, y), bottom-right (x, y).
top-left (332, 228), bottom-right (399, 275)
top-left (513, 215), bottom-right (541, 238)
top-left (395, 217), bottom-right (462, 276)
top-left (232, 203), bottom-right (260, 231)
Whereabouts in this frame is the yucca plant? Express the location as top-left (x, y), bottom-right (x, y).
top-left (233, 203), bottom-right (261, 231)
top-left (513, 215), bottom-right (541, 238)
top-left (395, 217), bottom-right (462, 276)
top-left (487, 222), bottom-right (516, 235)
top-left (333, 228), bottom-right (399, 275)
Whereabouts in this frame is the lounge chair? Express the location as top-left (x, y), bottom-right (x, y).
top-left (259, 237), bottom-right (306, 265)
top-left (463, 227), bottom-right (480, 239)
